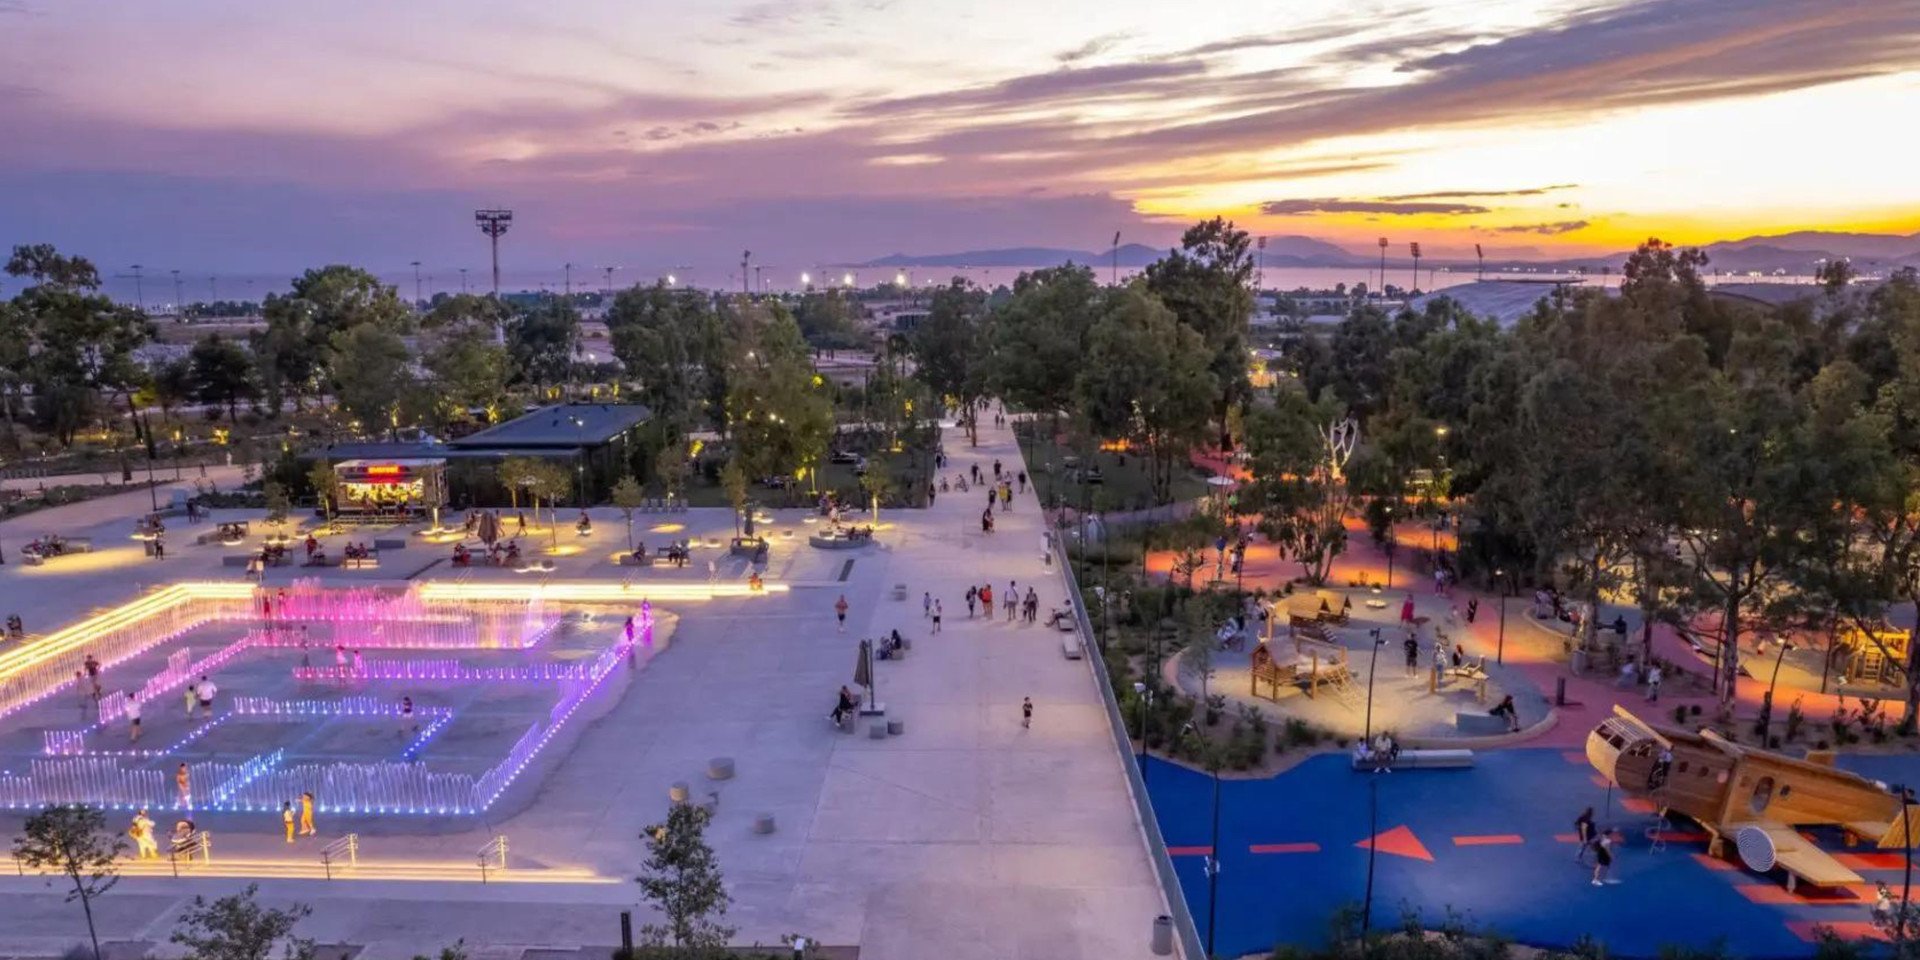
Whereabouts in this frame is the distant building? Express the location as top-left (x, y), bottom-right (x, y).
top-left (317, 402), bottom-right (651, 506)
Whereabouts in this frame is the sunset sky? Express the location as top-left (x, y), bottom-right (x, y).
top-left (2, 0), bottom-right (1918, 274)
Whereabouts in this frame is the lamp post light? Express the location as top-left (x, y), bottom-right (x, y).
top-left (1495, 569), bottom-right (1508, 665)
top-left (1132, 681), bottom-right (1149, 768)
top-left (1383, 504), bottom-right (1395, 590)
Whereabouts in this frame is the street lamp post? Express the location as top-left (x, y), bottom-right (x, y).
top-left (1361, 629), bottom-right (1387, 942)
top-left (1495, 569), bottom-right (1508, 665)
top-left (1383, 505), bottom-right (1395, 590)
top-left (1205, 750), bottom-right (1223, 960)
top-left (1132, 681), bottom-right (1149, 769)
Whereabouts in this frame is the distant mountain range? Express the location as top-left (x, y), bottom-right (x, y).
top-left (858, 230), bottom-right (1920, 276)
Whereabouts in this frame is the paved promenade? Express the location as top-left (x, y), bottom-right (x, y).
top-left (0, 417), bottom-right (1172, 960)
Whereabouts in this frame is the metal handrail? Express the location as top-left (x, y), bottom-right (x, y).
top-left (167, 830), bottom-right (212, 877)
top-left (319, 833), bottom-right (359, 879)
top-left (1053, 534), bottom-right (1204, 960)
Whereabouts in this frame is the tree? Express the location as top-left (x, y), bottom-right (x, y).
top-left (790, 289), bottom-right (864, 349)
top-left (422, 293), bottom-right (510, 336)
top-left (256, 265), bottom-right (411, 413)
top-left (12, 804), bottom-right (126, 960)
top-left (1076, 286), bottom-right (1216, 503)
top-left (1242, 391), bottom-right (1356, 585)
top-left (420, 323), bottom-right (510, 428)
top-left (188, 334), bottom-right (258, 422)
top-left (635, 803), bottom-right (734, 949)
top-left (910, 279), bottom-right (990, 443)
top-left (169, 883), bottom-right (314, 960)
top-left (605, 283), bottom-right (720, 434)
top-left (306, 462), bottom-right (338, 527)
top-left (507, 297), bottom-right (580, 398)
top-left (499, 456), bottom-right (540, 511)
top-left (721, 456), bottom-right (749, 537)
top-left (1816, 258), bottom-right (1857, 295)
top-left (263, 481), bottom-right (291, 533)
top-left (147, 357), bottom-right (197, 425)
top-left (5, 244), bottom-right (154, 445)
top-left (611, 475), bottom-right (646, 550)
top-left (1143, 217), bottom-right (1256, 448)
top-left (860, 464), bottom-right (893, 523)
top-left (655, 440), bottom-right (692, 500)
top-left (726, 312), bottom-right (833, 494)
top-left (988, 264), bottom-right (1102, 419)
top-left (523, 459), bottom-right (573, 537)
top-left (327, 324), bottom-right (414, 439)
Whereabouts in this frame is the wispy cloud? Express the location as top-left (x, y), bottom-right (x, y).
top-left (1057, 32), bottom-right (1131, 63)
top-left (1382, 184), bottom-right (1578, 200)
top-left (1261, 198), bottom-right (1491, 216)
top-left (1490, 220), bottom-right (1590, 235)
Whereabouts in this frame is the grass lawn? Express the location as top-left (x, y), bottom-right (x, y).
top-left (1012, 422), bottom-right (1213, 512)
top-left (678, 445), bottom-right (932, 509)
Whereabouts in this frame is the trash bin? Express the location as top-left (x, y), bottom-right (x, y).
top-left (1151, 915), bottom-right (1173, 956)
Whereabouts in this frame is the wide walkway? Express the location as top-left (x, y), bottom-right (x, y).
top-left (0, 415), bottom-right (1174, 960)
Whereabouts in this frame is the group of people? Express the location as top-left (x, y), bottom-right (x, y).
top-left (1616, 658), bottom-right (1666, 702)
top-left (23, 534), bottom-right (73, 559)
top-left (1571, 807), bottom-right (1626, 885)
top-left (944, 581), bottom-right (1042, 625)
top-left (1352, 732), bottom-right (1402, 771)
top-left (5, 614), bottom-right (23, 639)
top-left (453, 539), bottom-right (522, 567)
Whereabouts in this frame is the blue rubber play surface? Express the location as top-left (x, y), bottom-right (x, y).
top-left (1147, 748), bottom-right (1920, 958)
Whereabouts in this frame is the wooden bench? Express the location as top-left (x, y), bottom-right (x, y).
top-left (1455, 711), bottom-right (1512, 736)
top-left (342, 555), bottom-right (380, 570)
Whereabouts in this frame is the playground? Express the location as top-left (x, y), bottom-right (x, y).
top-left (1150, 747), bottom-right (1920, 959)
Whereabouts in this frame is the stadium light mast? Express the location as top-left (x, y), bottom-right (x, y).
top-left (474, 208), bottom-right (513, 299)
top-left (1376, 238), bottom-right (1388, 298)
top-left (1408, 242), bottom-right (1422, 295)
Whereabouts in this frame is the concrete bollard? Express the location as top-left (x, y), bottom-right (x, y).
top-left (669, 781), bottom-right (690, 803)
top-left (869, 721), bottom-right (887, 739)
top-left (886, 719), bottom-right (904, 736)
top-left (1151, 915), bottom-right (1173, 956)
top-left (753, 814), bottom-right (777, 835)
top-left (708, 757), bottom-right (735, 780)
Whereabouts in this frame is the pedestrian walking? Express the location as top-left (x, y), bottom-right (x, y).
top-left (1025, 587), bottom-right (1039, 623)
top-left (966, 586), bottom-right (978, 617)
top-left (1466, 598), bottom-right (1479, 624)
top-left (923, 591), bottom-right (932, 618)
top-left (993, 459), bottom-right (1003, 479)
top-left (932, 599), bottom-right (943, 634)
top-left (131, 810), bottom-right (159, 859)
top-left (1017, 471), bottom-right (1027, 493)
top-left (1645, 664), bottom-right (1662, 702)
top-left (986, 488), bottom-right (995, 512)
top-left (981, 584), bottom-right (993, 613)
top-left (835, 594), bottom-right (850, 633)
top-left (176, 763), bottom-right (191, 807)
top-left (184, 683), bottom-right (198, 719)
top-left (1591, 830), bottom-right (1618, 886)
top-left (1022, 696), bottom-right (1033, 729)
top-left (1573, 807), bottom-right (1595, 863)
top-left (1399, 594), bottom-right (1416, 627)
top-left (196, 676), bottom-right (217, 718)
top-left (300, 792), bottom-right (316, 836)
top-left (125, 692), bottom-right (142, 743)
top-left (282, 801), bottom-right (296, 843)
top-left (1005, 582), bottom-right (1018, 621)
top-left (1403, 636), bottom-right (1419, 677)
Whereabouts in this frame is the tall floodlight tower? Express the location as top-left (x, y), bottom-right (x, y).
top-left (1409, 242), bottom-right (1422, 295)
top-left (474, 209), bottom-right (513, 343)
top-left (474, 209), bottom-right (513, 298)
top-left (1376, 238), bottom-right (1388, 298)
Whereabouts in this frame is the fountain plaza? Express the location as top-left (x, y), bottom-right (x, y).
top-left (0, 419), bottom-right (1171, 960)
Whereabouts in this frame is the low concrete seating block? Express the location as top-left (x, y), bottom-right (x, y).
top-left (868, 721), bottom-right (887, 739)
top-left (1455, 711), bottom-right (1512, 736)
top-left (753, 814), bottom-right (776, 835)
top-left (707, 757), bottom-right (735, 781)
top-left (669, 781), bottom-right (690, 803)
top-left (1061, 636), bottom-right (1084, 660)
top-left (886, 719), bottom-right (904, 736)
top-left (373, 538), bottom-right (405, 551)
top-left (221, 555), bottom-right (252, 568)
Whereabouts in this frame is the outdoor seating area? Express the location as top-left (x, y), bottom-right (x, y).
top-left (20, 534), bottom-right (91, 565)
top-left (807, 526), bottom-right (874, 550)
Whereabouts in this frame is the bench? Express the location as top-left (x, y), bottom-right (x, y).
top-left (1060, 636), bottom-right (1084, 660)
top-left (1352, 748), bottom-right (1475, 771)
top-left (1455, 711), bottom-right (1513, 736)
top-left (890, 583), bottom-right (908, 601)
top-left (342, 556), bottom-right (380, 570)
top-left (617, 553), bottom-right (656, 567)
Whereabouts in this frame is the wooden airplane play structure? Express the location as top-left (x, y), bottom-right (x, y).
top-left (1588, 706), bottom-right (1919, 891)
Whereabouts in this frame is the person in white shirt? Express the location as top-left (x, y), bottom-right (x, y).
top-left (196, 677), bottom-right (218, 718)
top-left (124, 693), bottom-right (142, 742)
